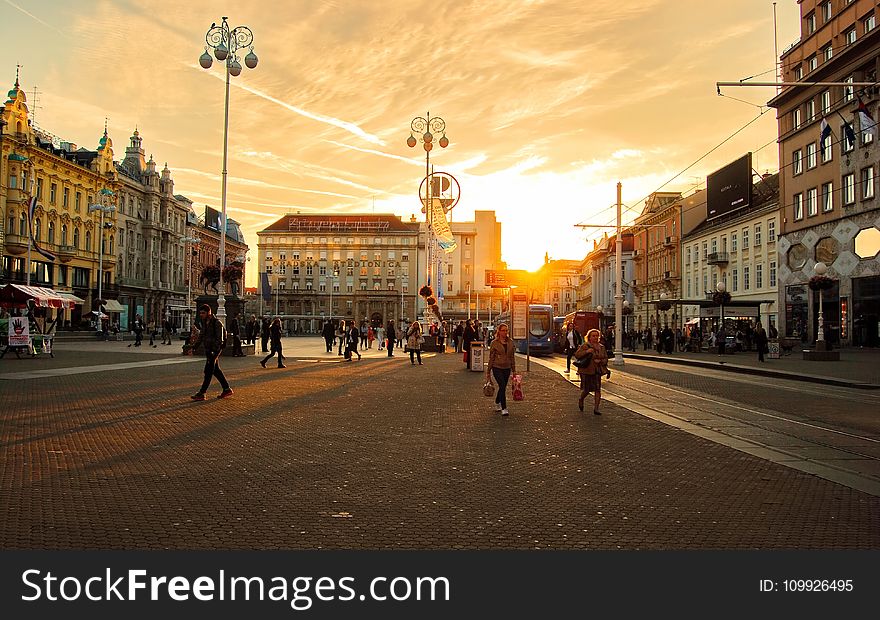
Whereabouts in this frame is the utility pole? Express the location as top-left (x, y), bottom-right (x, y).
top-left (612, 182), bottom-right (624, 366)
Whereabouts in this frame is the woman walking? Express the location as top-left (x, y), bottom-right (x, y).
top-left (485, 322), bottom-right (516, 417)
top-left (575, 328), bottom-right (610, 415)
top-left (347, 321), bottom-right (362, 361)
top-left (260, 317), bottom-right (286, 368)
top-left (406, 320), bottom-right (423, 365)
top-left (337, 320), bottom-right (347, 356)
top-left (562, 321), bottom-right (583, 374)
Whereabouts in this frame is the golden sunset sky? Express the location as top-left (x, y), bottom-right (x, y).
top-left (2, 0), bottom-right (800, 286)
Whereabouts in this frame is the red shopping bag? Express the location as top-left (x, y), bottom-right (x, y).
top-left (512, 374), bottom-right (524, 401)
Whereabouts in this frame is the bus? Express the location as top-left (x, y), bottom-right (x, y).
top-left (495, 304), bottom-right (555, 356)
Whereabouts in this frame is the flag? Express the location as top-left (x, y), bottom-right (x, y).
top-left (428, 198), bottom-right (458, 254)
top-left (820, 118), bottom-right (832, 147)
top-left (856, 95), bottom-right (876, 134)
top-left (843, 120), bottom-right (857, 146)
top-left (27, 196), bottom-right (56, 262)
top-left (260, 272), bottom-right (272, 303)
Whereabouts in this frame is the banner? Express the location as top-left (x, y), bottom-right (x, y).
top-left (260, 272), bottom-right (272, 303)
top-left (8, 316), bottom-right (30, 347)
top-left (428, 199), bottom-right (457, 253)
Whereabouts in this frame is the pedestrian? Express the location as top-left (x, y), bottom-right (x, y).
top-left (438, 322), bottom-right (446, 352)
top-left (386, 320), bottom-right (396, 357)
top-left (337, 320), bottom-right (347, 356)
top-left (768, 323), bottom-right (778, 340)
top-left (230, 313), bottom-right (245, 356)
top-left (755, 323), bottom-right (768, 363)
top-left (398, 320), bottom-right (406, 348)
top-left (260, 317), bottom-right (270, 353)
top-left (376, 324), bottom-right (385, 351)
top-left (452, 321), bottom-right (463, 353)
top-left (717, 325), bottom-right (727, 355)
top-left (406, 320), bottom-right (423, 365)
top-left (260, 317), bottom-right (287, 368)
top-left (574, 328), bottom-right (610, 415)
top-left (462, 319), bottom-right (477, 367)
top-left (322, 319), bottom-right (335, 353)
top-left (347, 321), bottom-right (362, 361)
top-left (162, 317), bottom-right (172, 345)
top-left (643, 327), bottom-right (651, 351)
top-left (360, 322), bottom-right (368, 350)
top-left (245, 314), bottom-right (256, 345)
top-left (563, 320), bottom-right (584, 373)
top-left (190, 304), bottom-right (233, 400)
top-left (131, 314), bottom-right (144, 347)
top-left (485, 322), bottom-right (516, 417)
top-left (368, 325), bottom-right (375, 349)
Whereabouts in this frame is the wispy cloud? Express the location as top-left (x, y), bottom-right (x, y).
top-left (3, 0), bottom-right (66, 36)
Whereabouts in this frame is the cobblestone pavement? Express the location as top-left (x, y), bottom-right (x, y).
top-left (1, 348), bottom-right (878, 550)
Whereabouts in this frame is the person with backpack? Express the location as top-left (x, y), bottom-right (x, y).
top-left (260, 317), bottom-right (287, 369)
top-left (190, 304), bottom-right (233, 400)
top-left (563, 321), bottom-right (583, 374)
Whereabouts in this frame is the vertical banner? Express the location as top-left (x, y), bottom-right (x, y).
top-left (429, 198), bottom-right (457, 253)
top-left (511, 290), bottom-right (528, 341)
top-left (261, 272), bottom-right (272, 303)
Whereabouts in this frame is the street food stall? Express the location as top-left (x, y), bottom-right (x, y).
top-left (0, 284), bottom-right (78, 359)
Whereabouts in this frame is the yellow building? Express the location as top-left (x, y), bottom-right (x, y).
top-left (2, 75), bottom-right (119, 325)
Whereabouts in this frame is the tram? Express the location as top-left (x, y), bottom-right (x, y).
top-left (495, 304), bottom-right (555, 356)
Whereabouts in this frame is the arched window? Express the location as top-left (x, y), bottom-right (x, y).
top-left (73, 228), bottom-right (80, 249)
top-left (61, 224), bottom-right (68, 246)
top-left (48, 221), bottom-right (55, 244)
top-left (85, 231), bottom-right (92, 252)
top-left (19, 212), bottom-right (27, 236)
top-left (7, 211), bottom-right (14, 235)
top-left (109, 235), bottom-right (114, 255)
top-left (34, 218), bottom-right (41, 242)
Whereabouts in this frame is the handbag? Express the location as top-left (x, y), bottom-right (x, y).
top-left (483, 381), bottom-right (495, 397)
top-left (512, 374), bottom-right (524, 401)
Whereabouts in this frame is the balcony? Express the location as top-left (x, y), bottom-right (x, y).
top-left (118, 276), bottom-right (148, 288)
top-left (664, 235), bottom-right (678, 247)
top-left (4, 233), bottom-right (28, 255)
top-left (632, 248), bottom-right (644, 261)
top-left (706, 252), bottom-right (729, 265)
top-left (57, 245), bottom-right (77, 263)
top-left (664, 270), bottom-right (680, 280)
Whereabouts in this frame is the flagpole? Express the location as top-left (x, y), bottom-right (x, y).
top-left (26, 163), bottom-right (35, 287)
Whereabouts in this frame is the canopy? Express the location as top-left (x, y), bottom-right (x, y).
top-left (55, 291), bottom-right (85, 305)
top-left (0, 284), bottom-right (75, 310)
top-left (102, 299), bottom-right (125, 313)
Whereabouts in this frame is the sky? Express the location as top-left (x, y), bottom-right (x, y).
top-left (2, 0), bottom-right (801, 287)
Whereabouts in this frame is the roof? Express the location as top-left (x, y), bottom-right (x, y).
top-left (260, 214), bottom-right (419, 234)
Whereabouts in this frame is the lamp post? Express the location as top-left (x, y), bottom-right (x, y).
top-left (406, 113), bottom-right (449, 313)
top-left (88, 189), bottom-right (116, 323)
top-left (814, 262), bottom-right (827, 343)
top-left (328, 269), bottom-right (338, 323)
top-left (181, 231), bottom-right (201, 330)
top-left (199, 17), bottom-right (258, 321)
top-left (596, 305), bottom-right (604, 331)
top-left (714, 282), bottom-right (725, 334)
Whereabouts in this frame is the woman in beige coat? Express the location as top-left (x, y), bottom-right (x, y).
top-left (575, 328), bottom-right (610, 415)
top-left (485, 323), bottom-right (517, 416)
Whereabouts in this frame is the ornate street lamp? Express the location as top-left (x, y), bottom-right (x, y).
top-left (199, 17), bottom-right (257, 321)
top-left (811, 262), bottom-right (832, 343)
top-left (406, 114), bottom-right (449, 318)
top-left (88, 188), bottom-right (116, 323)
top-left (181, 232), bottom-right (201, 329)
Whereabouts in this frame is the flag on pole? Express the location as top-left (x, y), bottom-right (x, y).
top-left (856, 95), bottom-right (876, 134)
top-left (843, 120), bottom-right (857, 146)
top-left (260, 272), bottom-right (272, 303)
top-left (819, 118), bottom-right (832, 147)
top-left (27, 196), bottom-right (56, 262)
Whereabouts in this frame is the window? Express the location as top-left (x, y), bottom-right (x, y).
top-left (702, 241), bottom-right (708, 260)
top-left (862, 166), bottom-right (875, 199)
top-left (822, 182), bottom-right (834, 213)
top-left (806, 12), bottom-right (816, 34)
top-left (732, 269), bottom-right (739, 292)
top-left (821, 133), bottom-right (833, 162)
top-left (48, 221), bottom-right (55, 244)
top-left (793, 149), bottom-right (803, 174)
top-left (465, 237), bottom-right (471, 245)
top-left (807, 188), bottom-right (818, 216)
top-left (266, 265), bottom-right (273, 274)
top-left (754, 224), bottom-right (762, 245)
top-left (279, 264), bottom-right (286, 275)
top-left (279, 252), bottom-right (286, 261)
top-left (265, 251), bottom-right (273, 261)
top-left (807, 55), bottom-right (817, 72)
top-left (794, 65), bottom-right (803, 80)
top-left (61, 224), bottom-right (68, 246)
top-left (62, 187), bottom-right (69, 208)
top-left (845, 27), bottom-right (856, 45)
top-left (85, 230), bottom-right (91, 252)
top-left (319, 265), bottom-right (327, 276)
top-left (822, 1), bottom-right (832, 22)
top-left (711, 237), bottom-right (717, 253)
top-left (306, 265), bottom-right (313, 276)
top-left (843, 76), bottom-right (854, 102)
top-left (864, 13), bottom-right (876, 34)
top-left (292, 251), bottom-right (300, 260)
top-left (73, 267), bottom-right (90, 287)
top-left (75, 192), bottom-right (81, 212)
top-left (820, 90), bottom-right (831, 114)
top-left (823, 44), bottom-right (833, 62)
top-left (794, 193), bottom-right (804, 220)
top-left (73, 228), bottom-right (80, 249)
top-left (685, 247), bottom-right (691, 265)
top-left (768, 220), bottom-right (776, 242)
top-left (742, 227), bottom-right (749, 248)
top-left (18, 212), bottom-right (26, 236)
top-left (743, 266), bottom-right (750, 291)
top-left (806, 99), bottom-right (816, 122)
top-left (731, 233), bottom-right (737, 252)
top-left (756, 264), bottom-right (764, 289)
top-left (50, 183), bottom-right (57, 204)
top-left (792, 109), bottom-right (801, 131)
top-left (806, 142), bottom-right (817, 169)
top-left (770, 262), bottom-right (777, 288)
top-left (843, 173), bottom-right (856, 205)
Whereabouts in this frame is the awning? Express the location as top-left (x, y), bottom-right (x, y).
top-left (0, 284), bottom-right (75, 310)
top-left (102, 299), bottom-right (126, 313)
top-left (55, 291), bottom-right (85, 305)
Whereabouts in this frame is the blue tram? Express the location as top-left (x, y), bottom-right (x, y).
top-left (495, 304), bottom-right (556, 356)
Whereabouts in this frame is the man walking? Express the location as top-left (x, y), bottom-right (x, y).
top-left (190, 304), bottom-right (233, 400)
top-left (386, 320), bottom-right (396, 357)
top-left (322, 320), bottom-right (335, 353)
top-left (260, 317), bottom-right (270, 353)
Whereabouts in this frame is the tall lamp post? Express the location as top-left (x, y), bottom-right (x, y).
top-left (199, 17), bottom-right (258, 321)
top-left (406, 113), bottom-right (449, 314)
top-left (328, 269), bottom-right (338, 323)
top-left (715, 282), bottom-right (726, 333)
top-left (88, 189), bottom-right (116, 322)
top-left (814, 261), bottom-right (827, 343)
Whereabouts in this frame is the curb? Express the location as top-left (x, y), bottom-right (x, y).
top-left (620, 352), bottom-right (880, 390)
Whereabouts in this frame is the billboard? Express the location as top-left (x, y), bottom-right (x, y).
top-left (707, 153), bottom-right (752, 219)
top-left (204, 206), bottom-right (222, 232)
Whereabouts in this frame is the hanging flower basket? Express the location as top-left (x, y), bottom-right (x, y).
top-left (426, 296), bottom-right (437, 306)
top-left (808, 275), bottom-right (834, 291)
top-left (657, 300), bottom-right (672, 312)
top-left (419, 285), bottom-right (433, 298)
top-left (622, 306), bottom-right (633, 316)
top-left (222, 264), bottom-right (243, 281)
top-left (711, 291), bottom-right (731, 306)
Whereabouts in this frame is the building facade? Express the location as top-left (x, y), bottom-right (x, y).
top-left (770, 0), bottom-right (880, 346)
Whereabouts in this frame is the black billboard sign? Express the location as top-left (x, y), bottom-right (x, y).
top-left (204, 205), bottom-right (222, 232)
top-left (707, 153), bottom-right (751, 219)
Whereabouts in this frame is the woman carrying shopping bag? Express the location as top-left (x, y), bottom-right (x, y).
top-left (574, 328), bottom-right (610, 415)
top-left (485, 322), bottom-right (516, 417)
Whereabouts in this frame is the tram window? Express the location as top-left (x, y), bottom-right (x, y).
top-left (529, 313), bottom-right (551, 337)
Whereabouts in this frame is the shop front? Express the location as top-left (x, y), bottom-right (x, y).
top-left (852, 275), bottom-right (880, 348)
